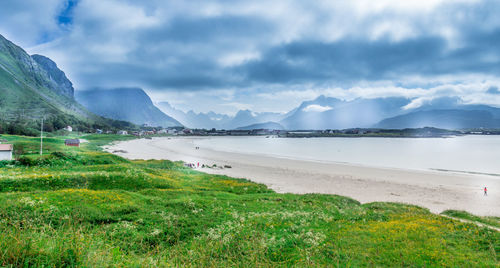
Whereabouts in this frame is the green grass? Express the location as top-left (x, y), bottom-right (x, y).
top-left (0, 134), bottom-right (498, 267)
top-left (442, 210), bottom-right (500, 229)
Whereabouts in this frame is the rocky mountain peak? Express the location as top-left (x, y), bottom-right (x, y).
top-left (31, 54), bottom-right (74, 98)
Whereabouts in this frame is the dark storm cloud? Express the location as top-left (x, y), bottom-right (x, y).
top-left (237, 29), bottom-right (500, 85)
top-left (238, 37), bottom-right (445, 84)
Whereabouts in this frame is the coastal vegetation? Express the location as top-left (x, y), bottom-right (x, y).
top-left (0, 134), bottom-right (498, 266)
top-left (443, 210), bottom-right (500, 229)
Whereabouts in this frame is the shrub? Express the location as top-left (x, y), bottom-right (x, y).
top-left (17, 156), bottom-right (35, 166)
top-left (0, 160), bottom-right (13, 168)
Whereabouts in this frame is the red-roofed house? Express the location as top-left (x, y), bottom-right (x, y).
top-left (65, 139), bottom-right (80, 147)
top-left (0, 144), bottom-right (13, 161)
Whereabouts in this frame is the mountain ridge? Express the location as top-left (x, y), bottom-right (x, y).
top-left (236, 121), bottom-right (285, 130)
top-left (375, 109), bottom-right (500, 129)
top-left (279, 96), bottom-right (411, 130)
top-left (0, 33), bottom-right (135, 134)
top-left (76, 88), bottom-right (182, 128)
top-left (156, 102), bottom-right (285, 129)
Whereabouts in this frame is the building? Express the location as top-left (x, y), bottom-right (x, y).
top-left (64, 126), bottom-right (73, 132)
top-left (65, 139), bottom-right (80, 147)
top-left (166, 129), bottom-right (178, 135)
top-left (0, 144), bottom-right (13, 161)
top-left (117, 130), bottom-right (128, 135)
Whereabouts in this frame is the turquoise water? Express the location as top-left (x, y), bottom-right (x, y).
top-left (194, 135), bottom-right (500, 175)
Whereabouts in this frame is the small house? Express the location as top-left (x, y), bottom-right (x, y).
top-left (0, 144), bottom-right (13, 161)
top-left (65, 139), bottom-right (80, 147)
top-left (118, 130), bottom-right (128, 135)
top-left (64, 126), bottom-right (73, 132)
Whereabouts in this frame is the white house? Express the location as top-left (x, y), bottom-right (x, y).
top-left (64, 126), bottom-right (73, 132)
top-left (0, 144), bottom-right (13, 161)
top-left (118, 130), bottom-right (128, 135)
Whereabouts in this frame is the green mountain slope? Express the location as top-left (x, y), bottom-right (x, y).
top-left (0, 34), bottom-right (134, 134)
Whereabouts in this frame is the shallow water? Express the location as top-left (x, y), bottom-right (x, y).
top-left (193, 135), bottom-right (500, 175)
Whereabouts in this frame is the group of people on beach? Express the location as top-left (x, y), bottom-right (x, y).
top-left (184, 162), bottom-right (201, 168)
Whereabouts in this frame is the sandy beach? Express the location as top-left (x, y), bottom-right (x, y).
top-left (105, 137), bottom-right (500, 216)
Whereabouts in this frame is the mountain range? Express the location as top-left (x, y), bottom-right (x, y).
top-left (158, 95), bottom-right (500, 130)
top-left (236, 122), bottom-right (285, 130)
top-left (376, 97), bottom-right (500, 129)
top-left (76, 88), bottom-right (181, 128)
top-left (2, 32), bottom-right (500, 132)
top-left (279, 96), bottom-right (411, 130)
top-left (156, 102), bottom-right (285, 129)
top-left (279, 95), bottom-right (500, 130)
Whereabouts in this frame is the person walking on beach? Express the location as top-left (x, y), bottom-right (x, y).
top-left (484, 187), bottom-right (487, 196)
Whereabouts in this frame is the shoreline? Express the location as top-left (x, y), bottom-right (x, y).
top-left (105, 136), bottom-right (500, 216)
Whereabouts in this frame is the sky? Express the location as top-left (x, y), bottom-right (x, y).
top-left (1, 0), bottom-right (500, 115)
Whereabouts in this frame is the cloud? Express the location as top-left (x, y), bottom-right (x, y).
top-left (302, 105), bottom-right (333, 112)
top-left (2, 0), bottom-right (500, 113)
top-left (0, 0), bottom-right (65, 45)
top-left (238, 37), bottom-right (449, 84)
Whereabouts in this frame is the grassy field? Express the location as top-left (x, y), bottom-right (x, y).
top-left (0, 134), bottom-right (498, 267)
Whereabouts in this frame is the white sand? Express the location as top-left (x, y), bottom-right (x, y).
top-left (105, 137), bottom-right (500, 216)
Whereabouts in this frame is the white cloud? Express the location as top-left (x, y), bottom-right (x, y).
top-left (302, 104), bottom-right (333, 112)
top-left (218, 51), bottom-right (261, 67)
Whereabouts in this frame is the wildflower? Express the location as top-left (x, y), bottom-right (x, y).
top-left (19, 197), bottom-right (36, 207)
top-left (150, 229), bottom-right (161, 236)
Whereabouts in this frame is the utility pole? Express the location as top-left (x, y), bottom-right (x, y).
top-left (40, 117), bottom-right (43, 155)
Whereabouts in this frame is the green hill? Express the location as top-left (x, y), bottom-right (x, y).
top-left (0, 34), bottom-right (134, 134)
top-left (0, 134), bottom-right (497, 266)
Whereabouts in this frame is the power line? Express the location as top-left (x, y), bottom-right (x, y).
top-left (40, 117), bottom-right (43, 156)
